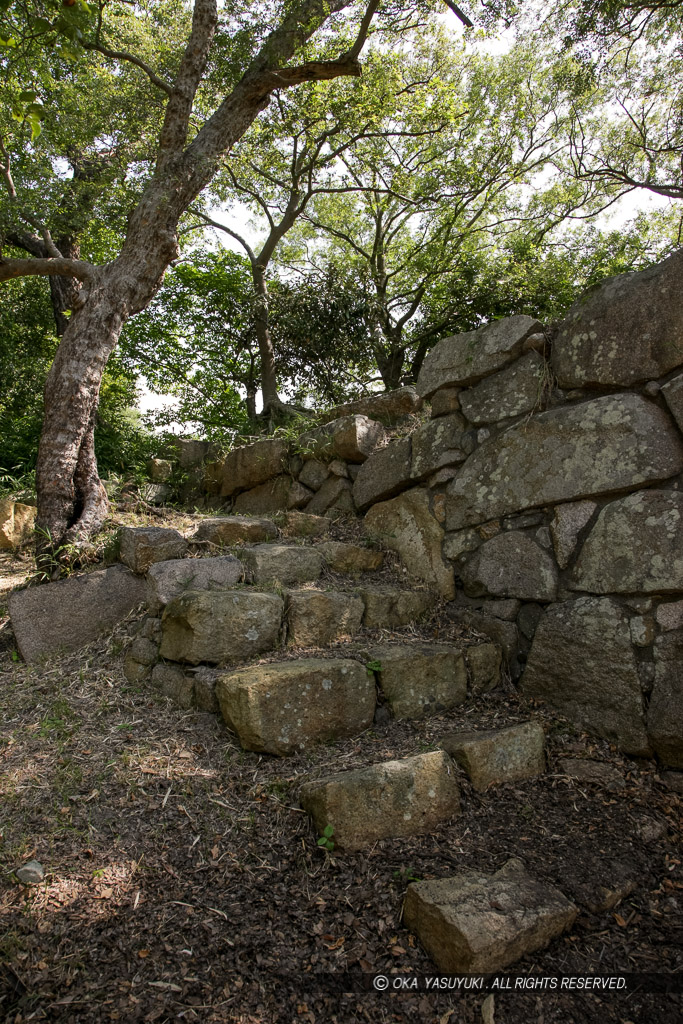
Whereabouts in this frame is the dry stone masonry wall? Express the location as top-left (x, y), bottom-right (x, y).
top-left (189, 248), bottom-right (683, 767)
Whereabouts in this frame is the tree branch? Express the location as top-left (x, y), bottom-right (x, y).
top-left (441, 0), bottom-right (474, 29)
top-left (82, 42), bottom-right (173, 96)
top-left (190, 209), bottom-right (256, 262)
top-left (0, 257), bottom-right (96, 284)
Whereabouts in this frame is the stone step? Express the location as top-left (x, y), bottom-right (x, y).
top-left (440, 721), bottom-right (546, 791)
top-left (285, 590), bottom-right (365, 646)
top-left (159, 590), bottom-right (283, 665)
top-left (241, 544), bottom-right (324, 585)
top-left (403, 858), bottom-right (577, 973)
top-left (216, 658), bottom-right (375, 755)
top-left (365, 643), bottom-right (467, 720)
top-left (147, 555), bottom-right (244, 614)
top-left (191, 515), bottom-right (277, 545)
top-left (300, 751), bottom-right (460, 851)
top-left (359, 587), bottom-right (437, 628)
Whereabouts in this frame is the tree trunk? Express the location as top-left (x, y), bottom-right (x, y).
top-left (36, 271), bottom-right (126, 552)
top-left (374, 342), bottom-right (406, 391)
top-left (251, 261), bottom-right (283, 412)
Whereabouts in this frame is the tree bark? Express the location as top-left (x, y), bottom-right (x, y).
top-left (25, 0), bottom-right (372, 552)
top-left (251, 261), bottom-right (282, 412)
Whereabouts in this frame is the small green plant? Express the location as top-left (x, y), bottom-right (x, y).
top-left (366, 659), bottom-right (382, 675)
top-left (393, 866), bottom-right (422, 884)
top-left (317, 824), bottom-right (335, 851)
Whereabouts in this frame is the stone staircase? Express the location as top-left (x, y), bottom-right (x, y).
top-left (118, 510), bottom-right (589, 974)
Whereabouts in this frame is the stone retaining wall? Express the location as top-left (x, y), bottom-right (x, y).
top-left (197, 249), bottom-right (683, 765)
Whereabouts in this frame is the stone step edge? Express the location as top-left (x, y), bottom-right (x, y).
top-left (137, 639), bottom-right (503, 721)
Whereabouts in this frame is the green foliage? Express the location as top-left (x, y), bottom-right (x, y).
top-left (317, 823), bottom-right (335, 851)
top-left (120, 249), bottom-right (257, 442)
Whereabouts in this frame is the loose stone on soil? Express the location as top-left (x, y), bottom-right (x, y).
top-left (441, 721), bottom-right (546, 790)
top-left (300, 750), bottom-right (461, 850)
top-left (403, 857), bottom-right (577, 972)
top-left (15, 860), bottom-right (45, 885)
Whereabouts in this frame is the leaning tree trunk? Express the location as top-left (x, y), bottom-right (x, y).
top-left (35, 224), bottom-right (178, 552)
top-left (36, 270), bottom-right (127, 551)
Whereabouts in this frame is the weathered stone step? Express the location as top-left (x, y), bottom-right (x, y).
top-left (147, 555), bottom-right (243, 614)
top-left (285, 590), bottom-right (365, 646)
top-left (404, 858), bottom-right (577, 972)
top-left (241, 544), bottom-right (324, 584)
top-left (191, 515), bottom-right (277, 545)
top-left (216, 658), bottom-right (374, 755)
top-left (440, 721), bottom-right (546, 791)
top-left (360, 587), bottom-right (437, 628)
top-left (300, 751), bottom-right (460, 850)
top-left (159, 590), bottom-right (283, 665)
top-left (365, 643), bottom-right (467, 719)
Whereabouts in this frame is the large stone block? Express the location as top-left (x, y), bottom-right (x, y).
top-left (662, 371), bottom-right (683, 433)
top-left (552, 249), bottom-right (683, 388)
top-left (446, 395), bottom-right (683, 530)
top-left (441, 721), bottom-right (546, 790)
top-left (241, 544), bottom-right (323, 585)
top-left (300, 751), bottom-right (460, 850)
top-left (417, 315), bottom-right (542, 397)
top-left (316, 541), bottom-right (383, 573)
top-left (146, 556), bottom-right (243, 614)
top-left (275, 510), bottom-right (331, 538)
top-left (465, 642), bottom-right (503, 693)
top-left (233, 475), bottom-right (312, 515)
top-left (119, 526), bottom-right (188, 574)
top-left (410, 414), bottom-right (471, 483)
top-left (361, 587), bottom-right (437, 628)
top-left (191, 516), bottom-right (277, 546)
top-left (164, 437), bottom-right (209, 469)
top-left (460, 531), bottom-right (558, 602)
top-left (298, 415), bottom-right (385, 463)
top-left (216, 658), bottom-right (374, 754)
top-left (219, 438), bottom-right (289, 498)
top-left (0, 499), bottom-right (36, 550)
top-left (404, 858), bottom-right (577, 973)
top-left (298, 459), bottom-right (330, 491)
top-left (146, 458), bottom-right (173, 483)
top-left (571, 491), bottom-right (683, 595)
top-left (364, 488), bottom-right (454, 599)
top-left (368, 644), bottom-right (467, 719)
top-left (318, 386), bottom-right (423, 425)
top-left (520, 597), bottom-right (649, 755)
top-left (159, 590), bottom-right (283, 665)
top-left (285, 590), bottom-right (364, 646)
top-left (9, 565), bottom-right (146, 663)
top-left (351, 437), bottom-right (412, 511)
top-left (648, 632), bottom-right (683, 768)
top-left (459, 351), bottom-right (546, 425)
top-left (549, 500), bottom-right (597, 569)
top-left (305, 476), bottom-right (355, 516)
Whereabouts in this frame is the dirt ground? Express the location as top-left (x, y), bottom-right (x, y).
top-left (0, 519), bottom-right (681, 1024)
